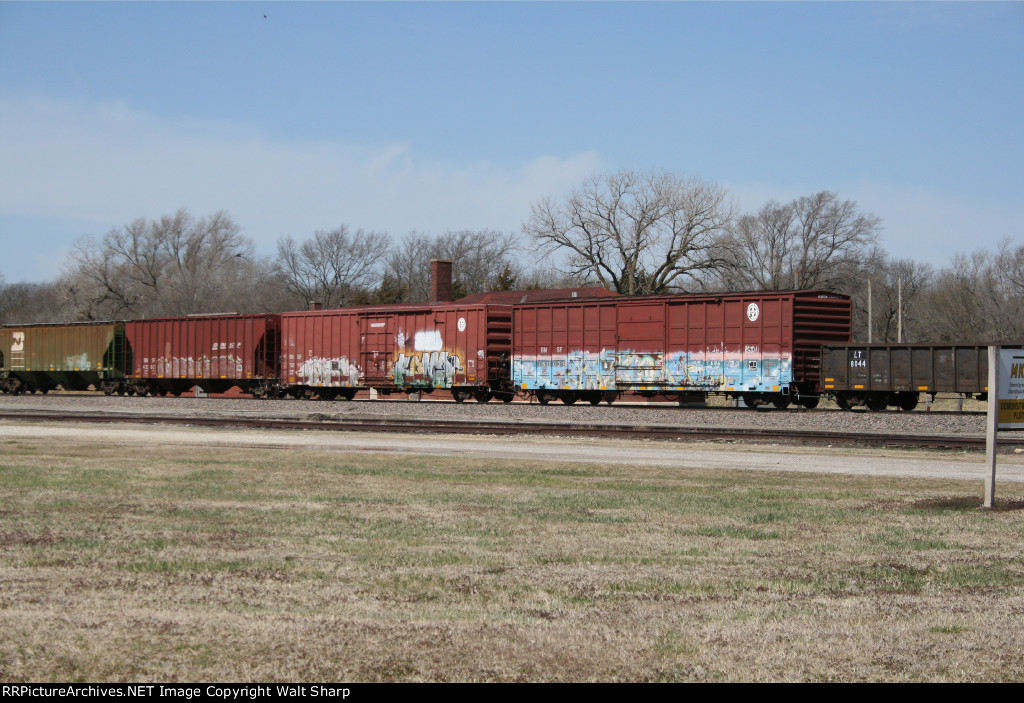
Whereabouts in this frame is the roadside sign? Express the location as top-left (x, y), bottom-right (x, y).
top-left (997, 349), bottom-right (1024, 429)
top-left (986, 346), bottom-right (1024, 507)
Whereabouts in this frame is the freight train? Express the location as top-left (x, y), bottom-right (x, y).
top-left (0, 288), bottom-right (998, 411)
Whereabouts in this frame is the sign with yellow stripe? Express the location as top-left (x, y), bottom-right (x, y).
top-left (998, 350), bottom-right (1024, 430)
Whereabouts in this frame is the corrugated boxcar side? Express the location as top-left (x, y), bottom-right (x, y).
top-left (512, 301), bottom-right (618, 391)
top-left (512, 291), bottom-right (851, 395)
top-left (126, 315), bottom-right (279, 392)
top-left (791, 292), bottom-right (853, 386)
top-left (281, 304), bottom-right (510, 393)
top-left (280, 310), bottom-right (362, 389)
top-left (663, 294), bottom-right (794, 393)
top-left (0, 322), bottom-right (126, 392)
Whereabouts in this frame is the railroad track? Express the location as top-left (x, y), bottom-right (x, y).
top-left (1, 409), bottom-right (1019, 452)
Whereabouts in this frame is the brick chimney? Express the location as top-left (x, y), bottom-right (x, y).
top-left (430, 259), bottom-right (453, 304)
top-left (308, 301), bottom-right (323, 311)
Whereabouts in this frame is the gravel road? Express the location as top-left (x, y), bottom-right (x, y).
top-left (3, 419), bottom-right (1022, 484)
top-left (5, 392), bottom-right (1023, 485)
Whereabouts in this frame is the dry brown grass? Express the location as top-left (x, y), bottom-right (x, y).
top-left (1, 429), bottom-right (1023, 682)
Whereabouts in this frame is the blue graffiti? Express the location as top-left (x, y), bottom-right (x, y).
top-left (512, 349), bottom-right (792, 391)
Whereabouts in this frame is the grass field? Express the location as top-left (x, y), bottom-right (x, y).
top-left (1, 428), bottom-right (1022, 682)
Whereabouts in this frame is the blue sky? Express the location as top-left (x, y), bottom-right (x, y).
top-left (1, 1), bottom-right (1022, 283)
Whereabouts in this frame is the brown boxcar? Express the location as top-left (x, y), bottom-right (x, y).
top-left (0, 322), bottom-right (129, 394)
top-left (280, 303), bottom-right (513, 401)
top-left (125, 314), bottom-right (280, 396)
top-left (512, 291), bottom-right (851, 407)
top-left (821, 344), bottom-right (992, 411)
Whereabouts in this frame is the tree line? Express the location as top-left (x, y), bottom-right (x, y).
top-left (1, 168), bottom-right (1020, 343)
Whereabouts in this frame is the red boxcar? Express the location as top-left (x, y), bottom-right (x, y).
top-left (512, 291), bottom-right (851, 407)
top-left (280, 303), bottom-right (513, 402)
top-left (125, 314), bottom-right (281, 396)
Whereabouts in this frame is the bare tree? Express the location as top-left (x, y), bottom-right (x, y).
top-left (64, 209), bottom-right (259, 318)
top-left (386, 229), bottom-right (521, 303)
top-left (713, 191), bottom-right (882, 292)
top-left (0, 278), bottom-right (75, 324)
top-left (524, 169), bottom-right (732, 295)
top-left (276, 225), bottom-right (390, 309)
top-left (918, 240), bottom-right (1024, 342)
top-left (158, 210), bottom-right (256, 314)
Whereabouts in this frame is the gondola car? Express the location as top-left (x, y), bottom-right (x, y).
top-left (820, 344), bottom-right (993, 411)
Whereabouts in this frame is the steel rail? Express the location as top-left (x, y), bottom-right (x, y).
top-left (1, 409), bottom-right (1019, 451)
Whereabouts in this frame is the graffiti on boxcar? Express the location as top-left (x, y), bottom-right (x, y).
top-left (615, 352), bottom-right (664, 384)
top-left (65, 353), bottom-right (92, 370)
top-left (414, 330), bottom-right (443, 352)
top-left (151, 355), bottom-right (245, 379)
top-left (512, 349), bottom-right (794, 391)
top-left (391, 350), bottom-right (463, 388)
top-left (388, 327), bottom-right (466, 388)
top-left (300, 356), bottom-right (362, 387)
top-left (513, 350), bottom-right (617, 389)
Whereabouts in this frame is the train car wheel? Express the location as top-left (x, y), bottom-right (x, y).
top-left (587, 392), bottom-right (602, 406)
top-left (561, 392), bottom-right (578, 405)
top-left (474, 389), bottom-right (492, 403)
top-left (834, 394), bottom-right (850, 410)
top-left (866, 394), bottom-right (888, 412)
top-left (897, 392), bottom-right (919, 411)
top-left (452, 390), bottom-right (466, 403)
top-left (771, 395), bottom-right (791, 410)
top-left (800, 396), bottom-right (820, 409)
top-left (537, 391), bottom-right (552, 405)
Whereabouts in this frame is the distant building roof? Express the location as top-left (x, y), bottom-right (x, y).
top-left (456, 287), bottom-right (622, 305)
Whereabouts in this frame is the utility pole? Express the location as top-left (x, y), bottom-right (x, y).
top-left (897, 275), bottom-right (903, 343)
top-left (867, 278), bottom-right (872, 343)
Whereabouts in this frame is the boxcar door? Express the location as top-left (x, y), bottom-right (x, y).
top-left (614, 303), bottom-right (667, 387)
top-left (359, 315), bottom-right (393, 383)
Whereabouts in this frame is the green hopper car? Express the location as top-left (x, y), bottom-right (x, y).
top-left (0, 322), bottom-right (130, 394)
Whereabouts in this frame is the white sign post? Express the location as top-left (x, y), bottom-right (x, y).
top-left (985, 346), bottom-right (1024, 508)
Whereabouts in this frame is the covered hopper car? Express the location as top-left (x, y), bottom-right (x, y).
top-left (124, 314), bottom-right (281, 396)
top-left (0, 322), bottom-right (129, 395)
